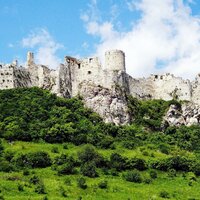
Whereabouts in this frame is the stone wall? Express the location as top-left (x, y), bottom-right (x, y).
top-left (2, 50), bottom-right (200, 125)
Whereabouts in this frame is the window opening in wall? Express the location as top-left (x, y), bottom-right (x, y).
top-left (78, 64), bottom-right (81, 69)
top-left (155, 75), bottom-right (158, 79)
top-left (88, 71), bottom-right (91, 74)
top-left (160, 76), bottom-right (163, 80)
top-left (2, 79), bottom-right (5, 82)
top-left (89, 58), bottom-right (93, 63)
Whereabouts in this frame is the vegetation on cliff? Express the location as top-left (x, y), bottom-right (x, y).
top-left (0, 87), bottom-right (200, 199)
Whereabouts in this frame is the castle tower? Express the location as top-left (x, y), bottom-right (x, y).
top-left (105, 50), bottom-right (125, 72)
top-left (27, 52), bottom-right (34, 66)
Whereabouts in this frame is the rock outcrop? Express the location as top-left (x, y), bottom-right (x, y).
top-left (163, 103), bottom-right (200, 126)
top-left (78, 81), bottom-right (130, 125)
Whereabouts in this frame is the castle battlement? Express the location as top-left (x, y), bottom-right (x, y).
top-left (1, 50), bottom-right (200, 124)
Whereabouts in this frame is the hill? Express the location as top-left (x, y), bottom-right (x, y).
top-left (1, 87), bottom-right (200, 199)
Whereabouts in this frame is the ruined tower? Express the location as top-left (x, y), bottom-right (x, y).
top-left (105, 50), bottom-right (126, 72)
top-left (27, 52), bottom-right (34, 66)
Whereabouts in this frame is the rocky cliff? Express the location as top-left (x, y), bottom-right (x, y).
top-left (163, 103), bottom-right (200, 127)
top-left (78, 81), bottom-right (130, 125)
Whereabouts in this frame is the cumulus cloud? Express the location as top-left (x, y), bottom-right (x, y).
top-left (22, 29), bottom-right (63, 68)
top-left (82, 0), bottom-right (200, 80)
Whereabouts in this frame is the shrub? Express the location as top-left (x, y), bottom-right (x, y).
top-left (18, 184), bottom-right (24, 191)
top-left (128, 158), bottom-right (147, 171)
top-left (80, 162), bottom-right (98, 178)
top-left (97, 136), bottom-right (114, 149)
top-left (51, 146), bottom-right (59, 153)
top-left (98, 180), bottom-right (108, 189)
top-left (59, 186), bottom-right (68, 197)
top-left (63, 143), bottom-right (68, 149)
top-left (15, 151), bottom-right (51, 168)
top-left (168, 169), bottom-right (176, 178)
top-left (23, 169), bottom-right (30, 176)
top-left (35, 182), bottom-right (46, 194)
top-left (123, 170), bottom-right (143, 183)
top-left (0, 195), bottom-right (4, 200)
top-left (109, 153), bottom-right (127, 171)
top-left (77, 177), bottom-right (87, 189)
top-left (29, 175), bottom-right (40, 185)
top-left (64, 177), bottom-right (72, 186)
top-left (159, 190), bottom-right (170, 198)
top-left (149, 170), bottom-right (157, 179)
top-left (158, 143), bottom-right (170, 154)
top-left (0, 160), bottom-right (14, 172)
top-left (144, 178), bottom-right (152, 184)
top-left (57, 162), bottom-right (76, 175)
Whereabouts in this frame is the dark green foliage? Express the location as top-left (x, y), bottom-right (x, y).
top-left (59, 186), bottom-right (68, 197)
top-left (77, 177), bottom-right (87, 189)
top-left (159, 190), bottom-right (170, 198)
top-left (109, 153), bottom-right (127, 171)
top-left (15, 151), bottom-right (51, 168)
top-left (127, 96), bottom-right (181, 130)
top-left (151, 156), bottom-right (195, 172)
top-left (29, 175), bottom-right (40, 185)
top-left (23, 169), bottom-right (30, 176)
top-left (149, 170), bottom-right (158, 179)
top-left (64, 177), bottom-right (72, 186)
top-left (35, 181), bottom-right (46, 194)
top-left (0, 160), bottom-right (13, 172)
top-left (0, 140), bottom-right (3, 154)
top-left (123, 170), bottom-right (143, 183)
top-left (128, 157), bottom-right (147, 171)
top-left (98, 180), bottom-right (108, 189)
top-left (80, 162), bottom-right (98, 178)
top-left (17, 184), bottom-right (24, 191)
top-left (0, 87), bottom-right (104, 144)
top-left (51, 146), bottom-right (59, 153)
top-left (57, 162), bottom-right (77, 175)
top-left (78, 145), bottom-right (105, 168)
top-left (0, 195), bottom-right (4, 200)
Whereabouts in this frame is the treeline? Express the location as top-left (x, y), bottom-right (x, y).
top-left (1, 87), bottom-right (200, 152)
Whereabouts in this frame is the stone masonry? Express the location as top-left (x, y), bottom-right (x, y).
top-left (1, 50), bottom-right (200, 125)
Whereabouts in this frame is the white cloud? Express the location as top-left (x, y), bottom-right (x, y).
top-left (22, 29), bottom-right (63, 69)
top-left (82, 0), bottom-right (200, 80)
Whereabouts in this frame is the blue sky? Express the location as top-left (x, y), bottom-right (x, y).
top-left (1, 0), bottom-right (200, 79)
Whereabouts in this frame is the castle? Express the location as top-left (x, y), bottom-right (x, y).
top-left (1, 50), bottom-right (200, 125)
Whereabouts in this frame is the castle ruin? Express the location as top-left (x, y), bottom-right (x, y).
top-left (1, 50), bottom-right (200, 125)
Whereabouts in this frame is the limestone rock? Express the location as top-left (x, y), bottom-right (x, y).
top-left (163, 103), bottom-right (200, 126)
top-left (78, 81), bottom-right (130, 125)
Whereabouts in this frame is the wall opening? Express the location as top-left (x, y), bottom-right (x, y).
top-left (78, 64), bottom-right (81, 69)
top-left (88, 71), bottom-right (91, 74)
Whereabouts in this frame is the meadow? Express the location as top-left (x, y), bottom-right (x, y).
top-left (1, 88), bottom-right (200, 200)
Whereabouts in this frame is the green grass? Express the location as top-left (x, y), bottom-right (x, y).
top-left (1, 140), bottom-right (200, 200)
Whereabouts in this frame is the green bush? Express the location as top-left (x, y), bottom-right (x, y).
top-left (77, 177), bottom-right (87, 189)
top-left (159, 190), bottom-right (170, 198)
top-left (149, 170), bottom-right (157, 179)
top-left (51, 146), bottom-right (59, 153)
top-left (57, 161), bottom-right (77, 175)
top-left (0, 160), bottom-right (13, 172)
top-left (109, 153), bottom-right (127, 171)
top-left (17, 184), bottom-right (24, 191)
top-left (29, 175), bottom-right (40, 185)
top-left (15, 151), bottom-right (51, 168)
top-left (78, 145), bottom-right (105, 168)
top-left (98, 180), bottom-right (108, 189)
top-left (35, 182), bottom-right (46, 194)
top-left (123, 170), bottom-right (143, 183)
top-left (80, 162), bottom-right (98, 178)
top-left (128, 157), bottom-right (147, 171)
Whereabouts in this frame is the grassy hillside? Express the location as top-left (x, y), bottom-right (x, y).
top-left (0, 87), bottom-right (200, 200)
